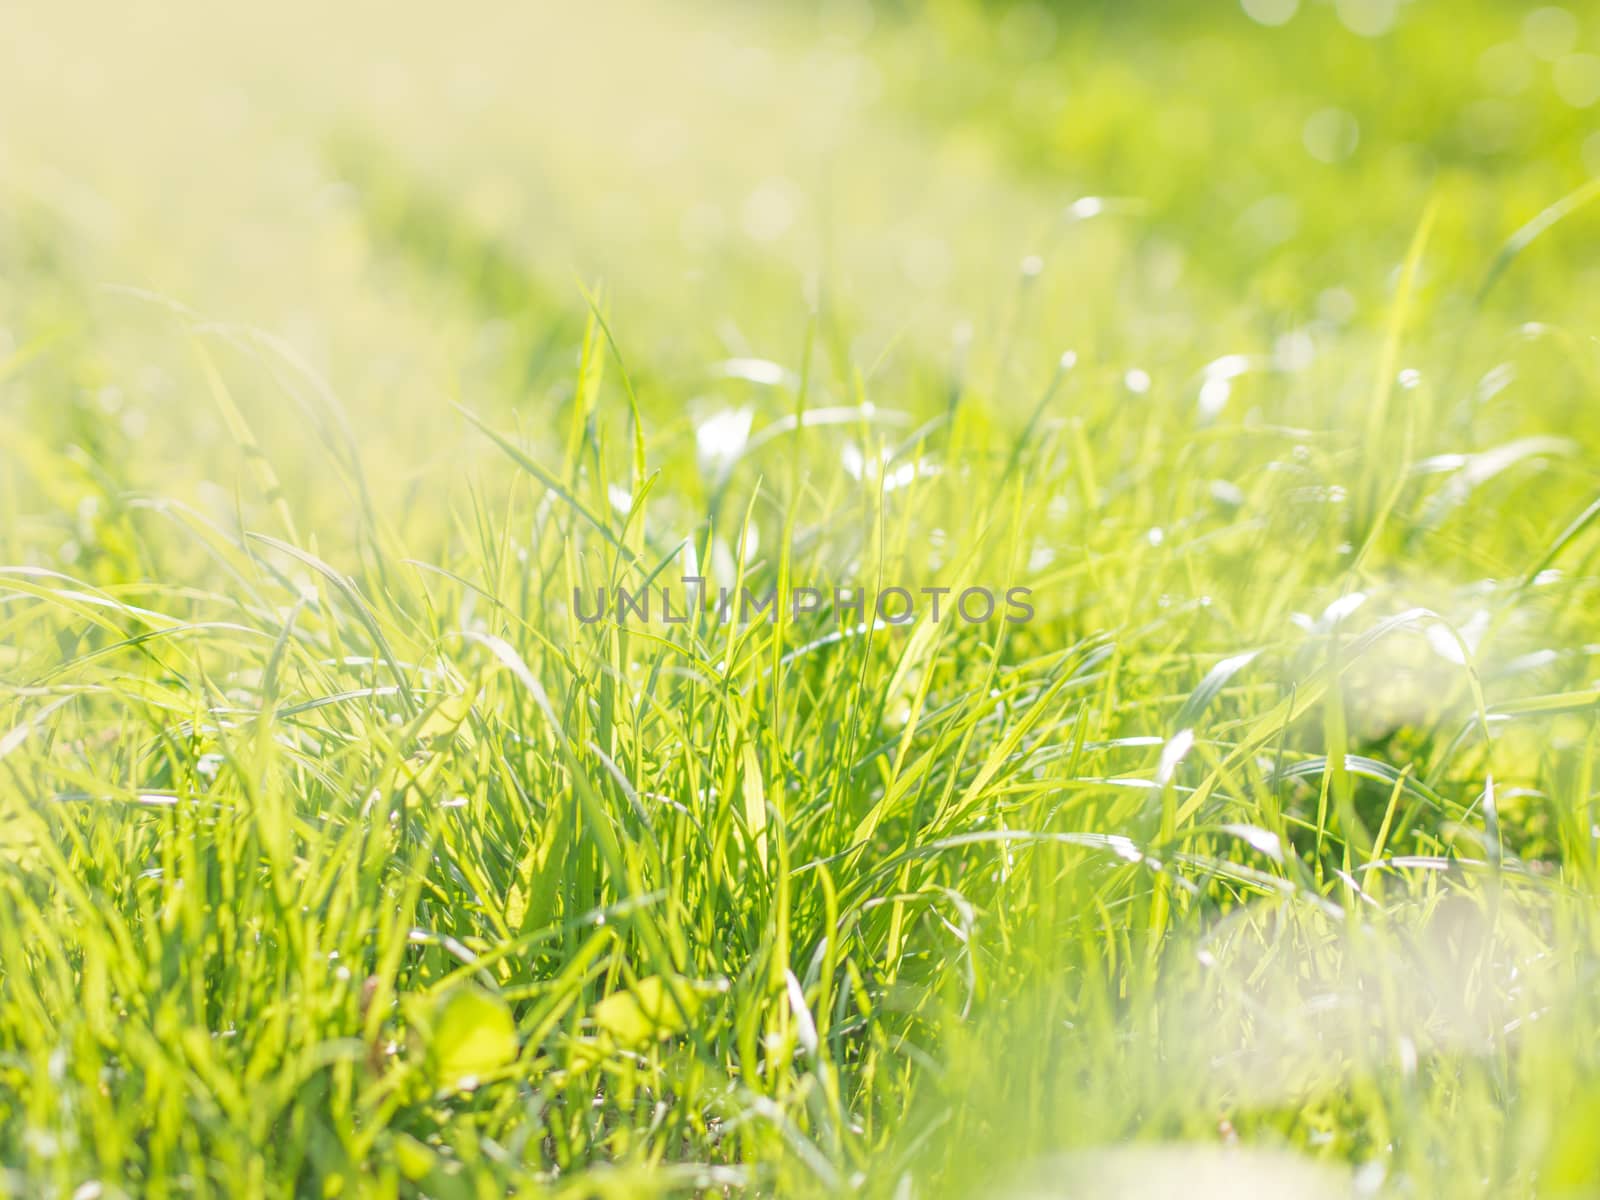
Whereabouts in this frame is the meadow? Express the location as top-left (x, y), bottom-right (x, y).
top-left (4, 0), bottom-right (1600, 1195)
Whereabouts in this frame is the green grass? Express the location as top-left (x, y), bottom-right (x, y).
top-left (5, 0), bottom-right (1600, 1195)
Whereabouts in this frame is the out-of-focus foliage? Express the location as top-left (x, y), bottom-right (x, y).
top-left (4, 0), bottom-right (1600, 1197)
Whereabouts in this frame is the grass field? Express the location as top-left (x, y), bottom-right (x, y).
top-left (5, 0), bottom-right (1600, 1195)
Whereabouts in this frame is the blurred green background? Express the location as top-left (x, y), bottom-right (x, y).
top-left (6, 1), bottom-right (1600, 1197)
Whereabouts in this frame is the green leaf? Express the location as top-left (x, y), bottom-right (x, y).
top-left (428, 985), bottom-right (517, 1090)
top-left (393, 1134), bottom-right (436, 1183)
top-left (592, 975), bottom-right (700, 1046)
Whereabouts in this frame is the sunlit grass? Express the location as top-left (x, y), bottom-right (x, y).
top-left (5, 1), bottom-right (1600, 1197)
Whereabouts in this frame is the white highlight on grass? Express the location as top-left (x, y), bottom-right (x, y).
top-left (1425, 609), bottom-right (1488, 665)
top-left (1155, 728), bottom-right (1194, 787)
top-left (1319, 591), bottom-right (1367, 627)
top-left (1197, 353), bottom-right (1252, 418)
top-left (1209, 479), bottom-right (1245, 508)
top-left (695, 407), bottom-right (754, 469)
top-left (1241, 0), bottom-right (1299, 27)
top-left (716, 357), bottom-right (795, 387)
top-left (841, 442), bottom-right (937, 492)
top-left (1221, 823), bottom-right (1283, 862)
top-left (1335, 0), bottom-right (1397, 37)
top-left (784, 969), bottom-right (820, 1055)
